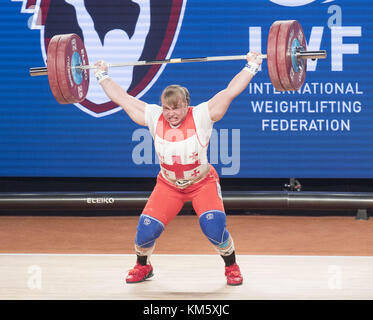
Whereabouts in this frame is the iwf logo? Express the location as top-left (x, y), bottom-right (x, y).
top-left (16, 0), bottom-right (187, 117)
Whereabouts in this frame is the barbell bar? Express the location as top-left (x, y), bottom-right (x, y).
top-left (29, 20), bottom-right (327, 104)
top-left (29, 50), bottom-right (326, 76)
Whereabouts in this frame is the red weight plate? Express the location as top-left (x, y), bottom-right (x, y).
top-left (47, 35), bottom-right (69, 104)
top-left (56, 33), bottom-right (89, 104)
top-left (267, 21), bottom-right (285, 91)
top-left (276, 20), bottom-right (307, 91)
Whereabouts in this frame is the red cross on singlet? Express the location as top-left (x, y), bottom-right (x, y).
top-left (161, 155), bottom-right (200, 179)
top-left (189, 152), bottom-right (199, 161)
top-left (191, 169), bottom-right (200, 177)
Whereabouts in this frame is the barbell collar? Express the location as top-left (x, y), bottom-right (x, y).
top-left (29, 67), bottom-right (48, 76)
top-left (296, 50), bottom-right (327, 60)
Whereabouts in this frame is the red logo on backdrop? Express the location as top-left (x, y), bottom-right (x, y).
top-left (19, 0), bottom-right (186, 117)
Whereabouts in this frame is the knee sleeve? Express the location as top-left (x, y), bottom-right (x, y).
top-left (199, 210), bottom-right (230, 248)
top-left (135, 214), bottom-right (164, 248)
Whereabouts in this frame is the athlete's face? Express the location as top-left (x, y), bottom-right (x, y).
top-left (162, 98), bottom-right (188, 126)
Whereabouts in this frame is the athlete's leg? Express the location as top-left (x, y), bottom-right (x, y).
top-left (192, 170), bottom-right (235, 259)
top-left (192, 169), bottom-right (243, 285)
top-left (198, 210), bottom-right (235, 260)
top-left (136, 178), bottom-right (184, 262)
top-left (134, 214), bottom-right (165, 263)
top-left (126, 178), bottom-right (184, 283)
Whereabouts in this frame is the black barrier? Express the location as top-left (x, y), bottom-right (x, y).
top-left (0, 191), bottom-right (371, 218)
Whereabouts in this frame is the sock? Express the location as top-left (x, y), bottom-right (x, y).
top-left (135, 244), bottom-right (155, 266)
top-left (136, 255), bottom-right (148, 266)
top-left (221, 251), bottom-right (236, 267)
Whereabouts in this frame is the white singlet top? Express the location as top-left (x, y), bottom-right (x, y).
top-left (145, 102), bottom-right (214, 185)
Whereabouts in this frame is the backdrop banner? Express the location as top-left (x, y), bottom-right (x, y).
top-left (1, 0), bottom-right (371, 178)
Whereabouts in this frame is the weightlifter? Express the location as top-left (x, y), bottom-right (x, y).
top-left (94, 51), bottom-right (263, 286)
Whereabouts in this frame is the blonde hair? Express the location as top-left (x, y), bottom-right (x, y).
top-left (161, 85), bottom-right (190, 106)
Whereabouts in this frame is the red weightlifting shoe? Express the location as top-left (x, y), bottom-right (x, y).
top-left (225, 263), bottom-right (243, 286)
top-left (126, 263), bottom-right (154, 283)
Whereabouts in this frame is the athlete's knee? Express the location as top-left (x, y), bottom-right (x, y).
top-left (199, 210), bottom-right (230, 247)
top-left (135, 214), bottom-right (164, 248)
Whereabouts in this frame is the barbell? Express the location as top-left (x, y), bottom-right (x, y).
top-left (29, 20), bottom-right (327, 104)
